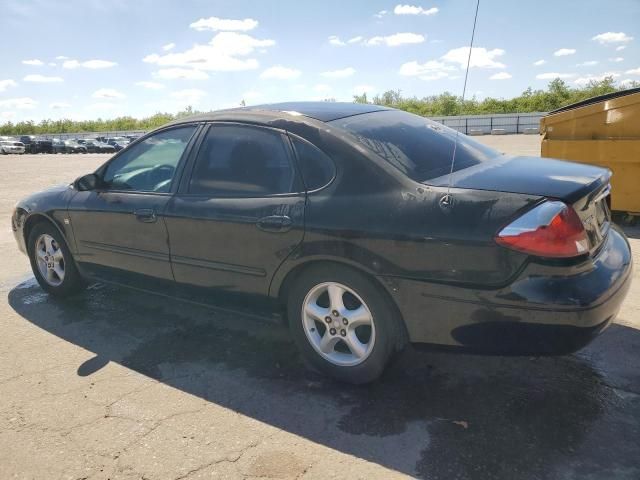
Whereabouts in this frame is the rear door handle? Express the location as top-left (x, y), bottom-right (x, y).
top-left (256, 215), bottom-right (293, 233)
top-left (134, 208), bottom-right (157, 223)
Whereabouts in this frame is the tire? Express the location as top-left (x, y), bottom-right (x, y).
top-left (27, 222), bottom-right (86, 297)
top-left (287, 264), bottom-right (407, 384)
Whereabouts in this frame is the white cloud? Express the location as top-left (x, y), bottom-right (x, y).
top-left (442, 47), bottom-right (506, 68)
top-left (366, 32), bottom-right (425, 47)
top-left (616, 45), bottom-right (627, 51)
top-left (135, 81), bottom-right (165, 89)
top-left (554, 48), bottom-right (576, 57)
top-left (23, 74), bottom-right (63, 83)
top-left (577, 60), bottom-right (599, 67)
top-left (533, 59), bottom-right (546, 66)
top-left (394, 4), bottom-right (438, 15)
top-left (399, 60), bottom-right (456, 80)
top-left (321, 67), bottom-right (356, 78)
top-left (190, 16), bottom-right (258, 32)
top-left (48, 62), bottom-right (56, 67)
top-left (609, 57), bottom-right (624, 63)
top-left (0, 97), bottom-right (37, 109)
top-left (374, 10), bottom-right (387, 18)
top-left (22, 59), bottom-right (44, 66)
top-left (55, 55), bottom-right (68, 60)
top-left (83, 59), bottom-right (118, 69)
top-left (170, 88), bottom-right (207, 103)
top-left (1, 111), bottom-right (16, 120)
top-left (63, 59), bottom-right (117, 69)
top-left (92, 88), bottom-right (125, 99)
top-left (143, 32), bottom-right (275, 72)
top-left (574, 72), bottom-right (621, 86)
top-left (490, 72), bottom-right (512, 80)
top-left (619, 78), bottom-right (637, 88)
top-left (330, 35), bottom-right (385, 46)
top-left (592, 32), bottom-right (633, 44)
top-left (0, 79), bottom-right (18, 92)
top-left (153, 68), bottom-right (210, 80)
top-left (536, 72), bottom-right (576, 80)
top-left (328, 35), bottom-right (346, 46)
top-left (625, 67), bottom-right (640, 75)
top-left (353, 85), bottom-right (377, 95)
top-left (260, 66), bottom-right (301, 80)
top-left (49, 102), bottom-right (71, 109)
top-left (162, 43), bottom-right (176, 51)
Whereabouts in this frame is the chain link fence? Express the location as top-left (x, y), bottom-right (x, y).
top-left (428, 112), bottom-right (546, 135)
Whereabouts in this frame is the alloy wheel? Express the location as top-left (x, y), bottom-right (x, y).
top-left (35, 234), bottom-right (65, 287)
top-left (301, 282), bottom-right (376, 366)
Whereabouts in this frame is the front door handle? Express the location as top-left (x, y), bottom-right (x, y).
top-left (134, 208), bottom-right (157, 223)
top-left (256, 215), bottom-right (293, 233)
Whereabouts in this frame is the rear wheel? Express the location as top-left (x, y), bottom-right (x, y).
top-left (28, 222), bottom-right (86, 297)
top-left (288, 265), bottom-right (406, 384)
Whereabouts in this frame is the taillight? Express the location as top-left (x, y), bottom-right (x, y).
top-left (495, 201), bottom-right (589, 258)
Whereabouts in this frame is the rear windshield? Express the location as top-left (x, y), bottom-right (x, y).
top-left (329, 110), bottom-right (501, 182)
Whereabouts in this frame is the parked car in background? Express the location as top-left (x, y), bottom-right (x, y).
top-left (52, 139), bottom-right (88, 154)
top-left (78, 139), bottom-right (116, 153)
top-left (34, 138), bottom-right (53, 154)
top-left (19, 135), bottom-right (38, 153)
top-left (51, 139), bottom-right (66, 154)
top-left (65, 140), bottom-right (88, 154)
top-left (0, 140), bottom-right (25, 154)
top-left (10, 102), bottom-right (633, 384)
top-left (110, 138), bottom-right (131, 152)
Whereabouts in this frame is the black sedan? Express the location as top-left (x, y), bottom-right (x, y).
top-left (52, 139), bottom-right (88, 154)
top-left (77, 139), bottom-right (116, 154)
top-left (11, 102), bottom-right (633, 384)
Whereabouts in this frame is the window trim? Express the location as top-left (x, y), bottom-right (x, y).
top-left (286, 133), bottom-right (337, 193)
top-left (92, 123), bottom-right (202, 196)
top-left (177, 121), bottom-right (304, 199)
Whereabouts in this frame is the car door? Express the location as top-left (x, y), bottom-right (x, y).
top-left (165, 122), bottom-right (306, 296)
top-left (68, 124), bottom-right (200, 284)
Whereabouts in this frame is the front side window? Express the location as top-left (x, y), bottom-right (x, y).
top-left (102, 126), bottom-right (196, 193)
top-left (189, 124), bottom-right (295, 196)
top-left (329, 110), bottom-right (501, 182)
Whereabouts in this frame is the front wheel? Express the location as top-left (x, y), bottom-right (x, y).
top-left (288, 265), bottom-right (406, 384)
top-left (28, 222), bottom-right (86, 297)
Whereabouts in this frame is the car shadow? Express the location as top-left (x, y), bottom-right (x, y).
top-left (7, 279), bottom-right (640, 479)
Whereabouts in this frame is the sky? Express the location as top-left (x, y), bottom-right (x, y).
top-left (1, 0), bottom-right (639, 123)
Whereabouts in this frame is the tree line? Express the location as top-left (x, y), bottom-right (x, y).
top-left (353, 77), bottom-right (638, 116)
top-left (0, 106), bottom-right (203, 136)
top-left (0, 77), bottom-right (637, 136)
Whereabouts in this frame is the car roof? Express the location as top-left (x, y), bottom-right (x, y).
top-left (167, 101), bottom-right (391, 127)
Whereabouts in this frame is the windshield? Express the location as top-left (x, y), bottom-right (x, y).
top-left (329, 110), bottom-right (501, 182)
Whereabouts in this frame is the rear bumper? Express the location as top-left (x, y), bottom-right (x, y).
top-left (384, 226), bottom-right (633, 355)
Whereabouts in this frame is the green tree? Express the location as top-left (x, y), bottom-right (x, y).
top-left (1, 78), bottom-right (636, 135)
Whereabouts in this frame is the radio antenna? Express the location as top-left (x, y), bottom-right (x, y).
top-left (442, 0), bottom-right (480, 206)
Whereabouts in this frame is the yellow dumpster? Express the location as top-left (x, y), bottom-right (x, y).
top-left (541, 88), bottom-right (640, 215)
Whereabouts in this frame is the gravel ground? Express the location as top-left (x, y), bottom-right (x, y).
top-left (1, 136), bottom-right (639, 480)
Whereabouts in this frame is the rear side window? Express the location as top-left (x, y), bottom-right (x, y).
top-left (189, 124), bottom-right (295, 196)
top-left (290, 137), bottom-right (335, 191)
top-left (329, 110), bottom-right (500, 182)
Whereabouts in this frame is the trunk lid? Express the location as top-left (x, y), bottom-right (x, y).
top-left (431, 155), bottom-right (612, 253)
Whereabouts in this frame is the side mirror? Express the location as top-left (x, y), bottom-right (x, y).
top-left (74, 173), bottom-right (101, 191)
